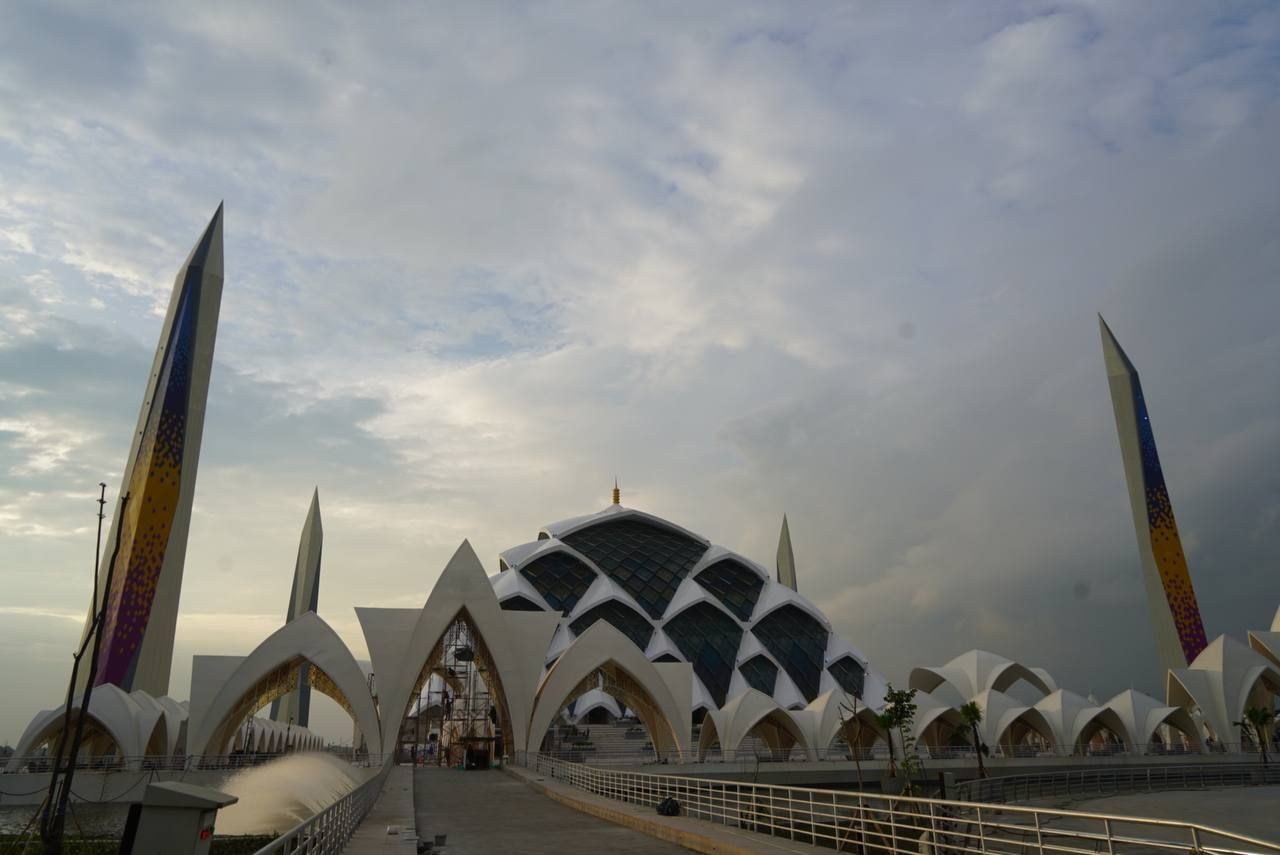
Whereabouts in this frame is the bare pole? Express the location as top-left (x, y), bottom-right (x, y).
top-left (39, 484), bottom-right (108, 839)
top-left (43, 491), bottom-right (129, 855)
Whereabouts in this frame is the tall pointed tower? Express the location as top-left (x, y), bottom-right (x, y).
top-left (1099, 316), bottom-right (1208, 675)
top-left (80, 204), bottom-right (226, 695)
top-left (271, 489), bottom-right (324, 726)
top-left (776, 514), bottom-right (798, 592)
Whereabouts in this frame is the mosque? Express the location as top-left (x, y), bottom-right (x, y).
top-left (6, 207), bottom-right (1278, 774)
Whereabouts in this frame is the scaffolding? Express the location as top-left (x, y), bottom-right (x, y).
top-left (403, 617), bottom-right (501, 768)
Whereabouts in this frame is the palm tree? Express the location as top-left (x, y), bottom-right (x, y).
top-left (959, 701), bottom-right (986, 779)
top-left (1234, 707), bottom-right (1276, 765)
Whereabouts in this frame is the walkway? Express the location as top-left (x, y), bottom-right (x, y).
top-left (345, 765), bottom-right (417, 853)
top-left (414, 766), bottom-right (695, 854)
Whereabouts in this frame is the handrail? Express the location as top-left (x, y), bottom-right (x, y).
top-left (2, 752), bottom-right (393, 774)
top-left (517, 752), bottom-right (1280, 855)
top-left (250, 761), bottom-right (392, 855)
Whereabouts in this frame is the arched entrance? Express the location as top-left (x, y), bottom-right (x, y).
top-left (187, 613), bottom-right (381, 763)
top-left (395, 609), bottom-right (517, 768)
top-left (528, 621), bottom-right (692, 760)
top-left (698, 690), bottom-right (810, 762)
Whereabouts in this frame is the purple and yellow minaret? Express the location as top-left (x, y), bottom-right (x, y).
top-left (78, 205), bottom-right (225, 696)
top-left (1099, 316), bottom-right (1208, 676)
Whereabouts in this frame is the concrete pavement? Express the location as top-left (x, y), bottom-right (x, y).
top-left (414, 765), bottom-right (695, 854)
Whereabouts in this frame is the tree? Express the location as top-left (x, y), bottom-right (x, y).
top-left (836, 695), bottom-right (865, 789)
top-left (958, 701), bottom-right (986, 779)
top-left (875, 710), bottom-right (898, 775)
top-left (1233, 707), bottom-right (1275, 765)
top-left (879, 685), bottom-right (921, 795)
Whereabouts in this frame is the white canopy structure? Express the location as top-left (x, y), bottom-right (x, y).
top-left (1167, 634), bottom-right (1280, 745)
top-left (909, 650), bottom-right (1056, 708)
top-left (1246, 607), bottom-right (1280, 671)
top-left (698, 688), bottom-right (811, 761)
top-left (1103, 689), bottom-right (1200, 754)
top-left (1032, 689), bottom-right (1119, 752)
top-left (528, 621), bottom-right (692, 759)
top-left (6, 684), bottom-right (189, 772)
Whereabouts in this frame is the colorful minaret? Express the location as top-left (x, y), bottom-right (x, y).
top-left (1099, 316), bottom-right (1208, 676)
top-left (79, 204), bottom-right (226, 696)
top-left (271, 488), bottom-right (324, 727)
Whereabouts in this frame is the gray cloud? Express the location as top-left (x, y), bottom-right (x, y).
top-left (1, 1), bottom-right (1279, 744)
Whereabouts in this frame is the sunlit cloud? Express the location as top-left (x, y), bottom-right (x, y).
top-left (0, 2), bottom-right (1278, 745)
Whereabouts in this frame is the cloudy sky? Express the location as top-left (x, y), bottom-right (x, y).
top-left (1, 2), bottom-right (1278, 745)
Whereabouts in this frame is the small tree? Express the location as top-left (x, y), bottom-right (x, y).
top-left (1233, 707), bottom-right (1275, 765)
top-left (875, 710), bottom-right (898, 775)
top-left (958, 701), bottom-right (986, 779)
top-left (880, 685), bottom-right (921, 795)
top-left (837, 695), bottom-right (865, 789)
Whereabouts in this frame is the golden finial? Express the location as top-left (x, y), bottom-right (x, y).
top-left (612, 478), bottom-right (621, 505)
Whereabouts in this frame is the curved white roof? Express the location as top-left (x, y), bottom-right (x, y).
top-left (492, 503), bottom-right (889, 717)
top-left (909, 650), bottom-right (1056, 703)
top-left (1033, 689), bottom-right (1108, 748)
top-left (1104, 689), bottom-right (1200, 752)
top-left (6, 685), bottom-right (191, 771)
top-left (1167, 634), bottom-right (1280, 743)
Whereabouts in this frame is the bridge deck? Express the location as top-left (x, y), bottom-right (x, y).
top-left (344, 765), bottom-right (417, 853)
top-left (413, 765), bottom-right (695, 854)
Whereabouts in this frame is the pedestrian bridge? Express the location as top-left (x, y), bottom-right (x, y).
top-left (251, 754), bottom-right (1280, 855)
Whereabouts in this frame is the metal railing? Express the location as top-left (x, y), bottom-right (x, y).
top-left (956, 762), bottom-right (1280, 803)
top-left (519, 752), bottom-right (1280, 855)
top-left (529, 742), bottom-right (1256, 769)
top-left (2, 752), bottom-right (392, 774)
top-left (250, 761), bottom-right (392, 855)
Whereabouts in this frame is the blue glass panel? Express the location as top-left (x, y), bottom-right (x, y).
top-left (827, 656), bottom-right (866, 697)
top-left (663, 602), bottom-right (743, 707)
top-left (562, 519), bottom-right (707, 619)
top-left (520, 551), bottom-right (597, 616)
top-left (500, 595), bottom-right (544, 612)
top-left (751, 605), bottom-right (828, 702)
top-left (693, 559), bottom-right (764, 621)
top-left (738, 654), bottom-right (779, 696)
top-left (569, 600), bottom-right (654, 651)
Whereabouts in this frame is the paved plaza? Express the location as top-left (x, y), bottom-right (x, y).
top-left (1071, 786), bottom-right (1280, 842)
top-left (413, 767), bottom-right (693, 854)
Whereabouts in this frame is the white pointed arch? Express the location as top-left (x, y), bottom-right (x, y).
top-left (698, 688), bottom-right (811, 761)
top-left (129, 691), bottom-right (172, 756)
top-left (152, 695), bottom-right (189, 757)
top-left (1034, 689), bottom-right (1111, 750)
top-left (186, 612), bottom-right (380, 761)
top-left (1106, 689), bottom-right (1203, 754)
top-left (910, 650), bottom-right (1055, 704)
top-left (1249, 629), bottom-right (1280, 670)
top-left (358, 541), bottom-right (560, 757)
top-left (570, 688), bottom-right (624, 723)
top-left (528, 621), bottom-right (693, 759)
top-left (788, 690), bottom-right (863, 760)
top-left (5, 685), bottom-right (148, 772)
top-left (749, 583), bottom-right (831, 629)
top-left (913, 690), bottom-right (966, 753)
top-left (970, 689), bottom-right (1056, 753)
top-left (1167, 635), bottom-right (1280, 745)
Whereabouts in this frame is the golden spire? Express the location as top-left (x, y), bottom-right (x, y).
top-left (612, 478), bottom-right (621, 505)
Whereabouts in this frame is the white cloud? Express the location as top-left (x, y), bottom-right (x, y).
top-left (0, 1), bottom-right (1279, 744)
